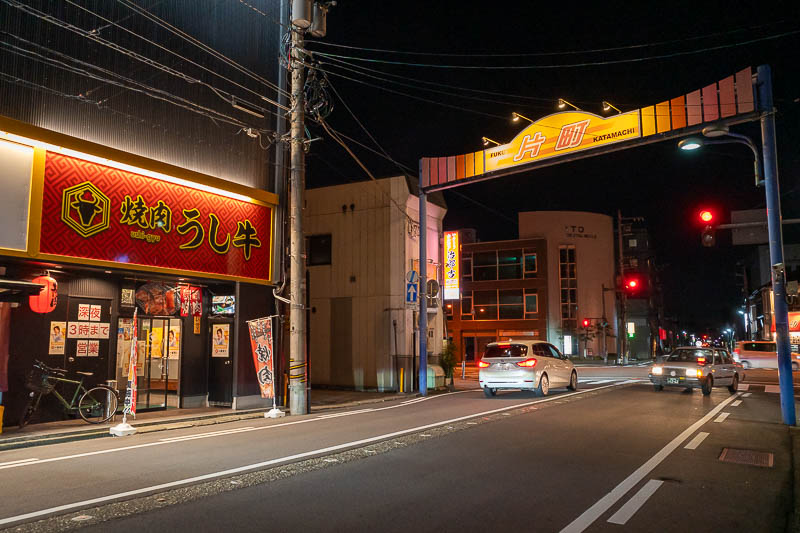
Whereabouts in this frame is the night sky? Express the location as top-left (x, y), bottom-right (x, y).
top-left (303, 1), bottom-right (800, 331)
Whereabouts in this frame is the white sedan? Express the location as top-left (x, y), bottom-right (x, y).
top-left (478, 340), bottom-right (577, 398)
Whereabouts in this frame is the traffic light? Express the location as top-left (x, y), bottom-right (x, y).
top-left (698, 208), bottom-right (716, 247)
top-left (582, 318), bottom-right (590, 328)
top-left (624, 277), bottom-right (640, 293)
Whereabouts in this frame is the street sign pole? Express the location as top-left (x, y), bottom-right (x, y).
top-left (418, 170), bottom-right (428, 396)
top-left (758, 64), bottom-right (795, 426)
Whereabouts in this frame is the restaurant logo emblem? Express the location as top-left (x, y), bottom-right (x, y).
top-left (61, 181), bottom-right (110, 238)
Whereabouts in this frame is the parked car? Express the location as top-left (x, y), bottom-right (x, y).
top-left (649, 347), bottom-right (739, 395)
top-left (733, 341), bottom-right (800, 371)
top-left (478, 340), bottom-right (577, 398)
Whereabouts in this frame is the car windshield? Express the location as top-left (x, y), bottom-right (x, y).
top-left (484, 344), bottom-right (527, 358)
top-left (667, 349), bottom-right (712, 362)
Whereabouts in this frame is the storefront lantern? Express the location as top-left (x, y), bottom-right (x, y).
top-left (29, 275), bottom-right (58, 313)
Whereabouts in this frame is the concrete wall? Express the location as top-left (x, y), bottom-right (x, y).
top-left (305, 177), bottom-right (445, 390)
top-left (518, 211), bottom-right (617, 357)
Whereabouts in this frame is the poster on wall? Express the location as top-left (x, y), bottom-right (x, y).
top-left (247, 317), bottom-right (275, 399)
top-left (49, 321), bottom-right (66, 355)
top-left (88, 340), bottom-right (100, 357)
top-left (150, 327), bottom-right (163, 358)
top-left (168, 325), bottom-right (180, 359)
top-left (212, 324), bottom-right (229, 358)
top-left (76, 339), bottom-right (89, 357)
top-left (117, 318), bottom-right (133, 368)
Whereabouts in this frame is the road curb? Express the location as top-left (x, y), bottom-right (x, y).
top-left (791, 426), bottom-right (800, 532)
top-left (0, 394), bottom-right (421, 451)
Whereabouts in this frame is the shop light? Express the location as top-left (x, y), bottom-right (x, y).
top-left (0, 130), bottom-right (257, 203)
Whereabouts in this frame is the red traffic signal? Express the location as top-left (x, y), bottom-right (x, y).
top-left (582, 319), bottom-right (590, 328)
top-left (699, 209), bottom-right (714, 224)
top-left (624, 277), bottom-right (640, 291)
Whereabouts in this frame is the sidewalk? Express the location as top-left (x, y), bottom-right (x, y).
top-left (0, 388), bottom-right (418, 451)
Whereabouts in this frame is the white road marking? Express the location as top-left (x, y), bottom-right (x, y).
top-left (315, 409), bottom-right (374, 419)
top-left (583, 380), bottom-right (613, 384)
top-left (737, 384), bottom-right (750, 391)
top-left (731, 400), bottom-right (742, 407)
top-left (0, 383), bottom-right (636, 526)
top-left (743, 392), bottom-right (752, 397)
top-left (607, 479), bottom-right (664, 525)
top-left (559, 393), bottom-right (739, 533)
top-left (159, 427), bottom-right (257, 442)
top-left (714, 412), bottom-right (730, 423)
top-left (765, 385), bottom-right (781, 393)
top-left (684, 432), bottom-right (709, 450)
top-left (0, 458), bottom-right (39, 467)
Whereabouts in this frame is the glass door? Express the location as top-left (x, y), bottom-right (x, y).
top-left (115, 317), bottom-right (182, 411)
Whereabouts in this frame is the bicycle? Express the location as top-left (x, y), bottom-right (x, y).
top-left (19, 360), bottom-right (119, 427)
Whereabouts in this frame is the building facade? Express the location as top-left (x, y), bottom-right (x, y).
top-left (518, 211), bottom-right (618, 358)
top-left (445, 236), bottom-right (548, 363)
top-left (304, 176), bottom-right (447, 392)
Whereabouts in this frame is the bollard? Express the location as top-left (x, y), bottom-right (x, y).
top-left (105, 380), bottom-right (117, 421)
top-left (461, 360), bottom-right (466, 379)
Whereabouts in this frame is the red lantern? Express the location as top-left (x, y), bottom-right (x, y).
top-left (29, 275), bottom-right (58, 313)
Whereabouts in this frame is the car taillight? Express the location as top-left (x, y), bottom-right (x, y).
top-left (516, 358), bottom-right (537, 368)
top-left (477, 360), bottom-right (490, 368)
top-left (733, 349), bottom-right (739, 357)
top-left (696, 357), bottom-right (707, 366)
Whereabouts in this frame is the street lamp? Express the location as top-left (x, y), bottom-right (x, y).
top-left (678, 65), bottom-right (795, 426)
top-left (481, 136), bottom-right (501, 147)
top-left (511, 112), bottom-right (534, 124)
top-left (679, 125), bottom-right (763, 187)
top-left (602, 101), bottom-right (621, 114)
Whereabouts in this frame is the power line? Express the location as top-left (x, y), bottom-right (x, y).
top-left (310, 29), bottom-right (800, 70)
top-left (305, 19), bottom-right (792, 58)
top-left (3, 0), bottom-right (281, 120)
top-left (63, 0), bottom-right (289, 110)
top-left (114, 0), bottom-right (291, 103)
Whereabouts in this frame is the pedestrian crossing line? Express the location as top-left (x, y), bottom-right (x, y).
top-left (714, 412), bottom-right (731, 423)
top-left (765, 385), bottom-right (781, 394)
top-left (731, 400), bottom-right (742, 407)
top-left (736, 384), bottom-right (750, 391)
top-left (743, 392), bottom-right (752, 397)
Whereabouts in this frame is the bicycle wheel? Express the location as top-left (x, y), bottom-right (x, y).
top-left (78, 386), bottom-right (118, 424)
top-left (18, 391), bottom-right (39, 428)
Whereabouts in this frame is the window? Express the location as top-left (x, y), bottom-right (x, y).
top-left (474, 290), bottom-right (497, 320)
top-left (524, 252), bottom-right (537, 277)
top-left (498, 249), bottom-right (522, 280)
top-left (484, 344), bottom-right (528, 358)
top-left (473, 252), bottom-right (497, 281)
top-left (461, 294), bottom-right (473, 321)
top-left (546, 344), bottom-right (564, 359)
top-left (461, 254), bottom-right (472, 281)
top-left (524, 291), bottom-right (538, 318)
top-left (559, 245), bottom-right (577, 331)
top-left (307, 234), bottom-right (332, 266)
top-left (531, 344), bottom-right (551, 358)
top-left (498, 289), bottom-right (523, 319)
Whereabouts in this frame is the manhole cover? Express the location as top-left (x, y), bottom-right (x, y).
top-left (719, 448), bottom-right (774, 468)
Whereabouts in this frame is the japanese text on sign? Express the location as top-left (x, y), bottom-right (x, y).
top-left (443, 231), bottom-right (460, 300)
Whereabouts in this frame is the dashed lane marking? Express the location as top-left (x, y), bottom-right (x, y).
top-left (607, 479), bottom-right (664, 525)
top-left (684, 432), bottom-right (709, 450)
top-left (714, 412), bottom-right (731, 423)
top-left (731, 400), bottom-right (742, 407)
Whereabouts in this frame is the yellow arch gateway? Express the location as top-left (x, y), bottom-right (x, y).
top-left (421, 67), bottom-right (755, 190)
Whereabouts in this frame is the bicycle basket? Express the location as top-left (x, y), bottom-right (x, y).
top-left (25, 370), bottom-right (54, 394)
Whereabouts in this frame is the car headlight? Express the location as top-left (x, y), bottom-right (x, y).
top-left (685, 368), bottom-right (702, 377)
top-left (652, 366), bottom-right (663, 375)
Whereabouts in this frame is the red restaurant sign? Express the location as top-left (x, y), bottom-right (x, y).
top-left (39, 152), bottom-right (272, 282)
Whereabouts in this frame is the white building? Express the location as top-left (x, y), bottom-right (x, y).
top-left (519, 211), bottom-right (618, 357)
top-left (304, 176), bottom-right (447, 391)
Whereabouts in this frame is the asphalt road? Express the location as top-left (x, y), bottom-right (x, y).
top-left (0, 369), bottom-right (793, 532)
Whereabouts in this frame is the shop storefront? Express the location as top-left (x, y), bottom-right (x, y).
top-left (0, 118), bottom-right (278, 426)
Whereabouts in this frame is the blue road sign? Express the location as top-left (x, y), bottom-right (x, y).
top-left (406, 282), bottom-right (418, 304)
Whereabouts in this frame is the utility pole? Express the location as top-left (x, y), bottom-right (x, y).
top-left (288, 16), bottom-right (307, 415)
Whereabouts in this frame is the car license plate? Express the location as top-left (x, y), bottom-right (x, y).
top-left (667, 378), bottom-right (679, 384)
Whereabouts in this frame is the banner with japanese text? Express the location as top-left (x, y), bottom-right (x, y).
top-left (443, 231), bottom-right (460, 300)
top-left (123, 308), bottom-right (138, 416)
top-left (247, 317), bottom-right (275, 399)
top-left (39, 152), bottom-right (272, 282)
